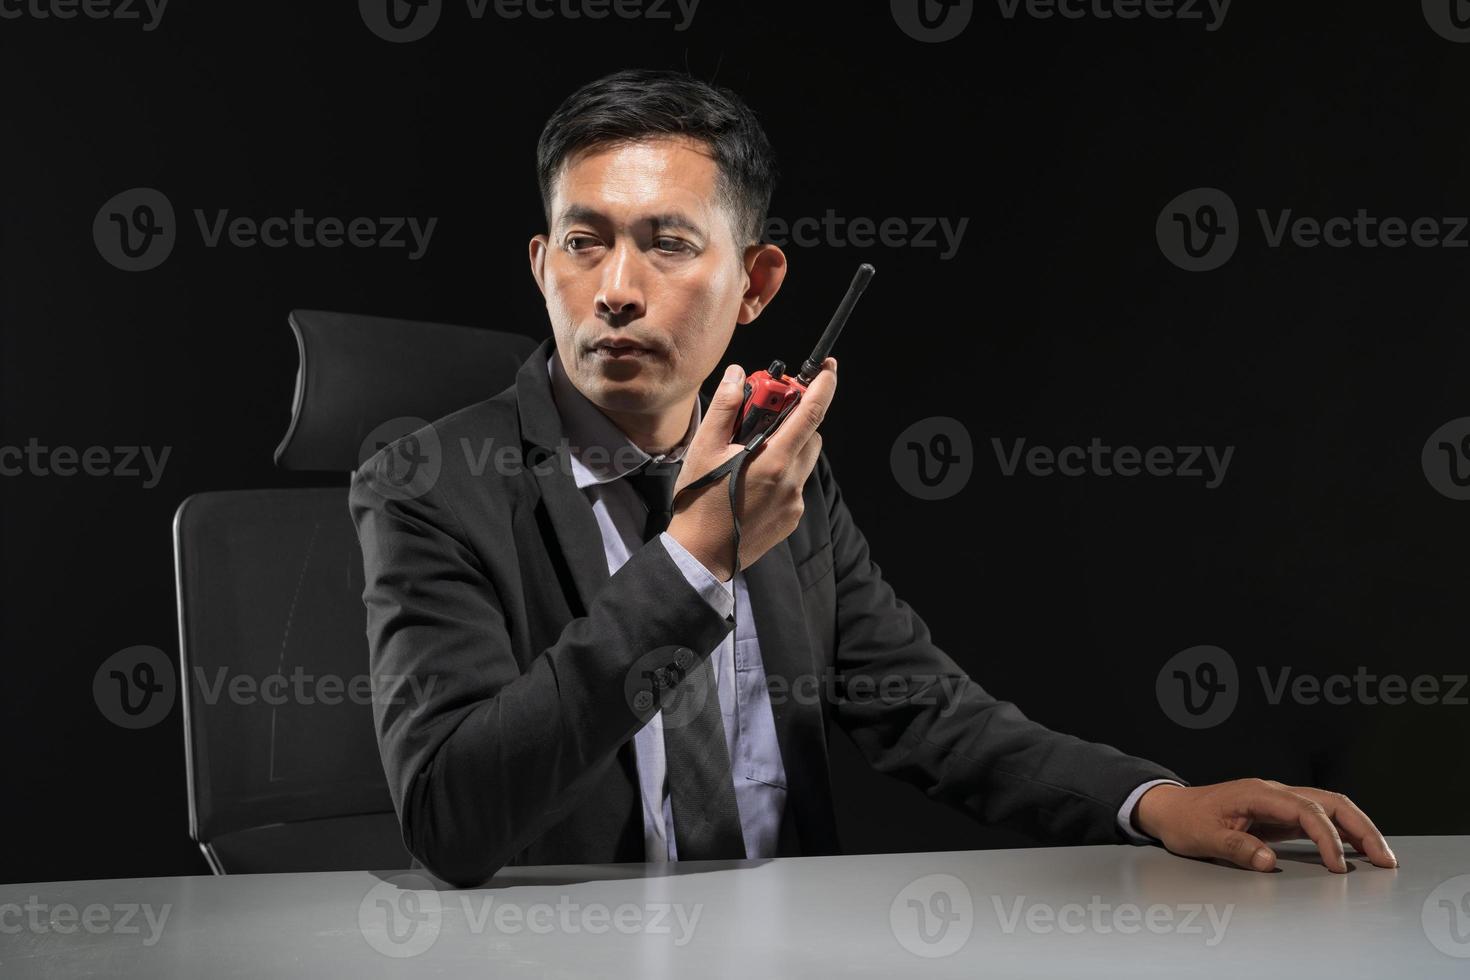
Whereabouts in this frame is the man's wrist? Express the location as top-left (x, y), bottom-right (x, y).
top-left (666, 518), bottom-right (733, 582)
top-left (1133, 782), bottom-right (1188, 839)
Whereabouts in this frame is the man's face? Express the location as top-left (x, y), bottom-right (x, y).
top-left (530, 136), bottom-right (776, 420)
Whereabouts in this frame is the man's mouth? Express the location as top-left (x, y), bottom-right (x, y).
top-left (590, 342), bottom-right (658, 359)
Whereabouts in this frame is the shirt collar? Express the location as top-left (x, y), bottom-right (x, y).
top-left (547, 351), bottom-right (701, 489)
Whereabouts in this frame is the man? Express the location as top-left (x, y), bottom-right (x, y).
top-left (350, 68), bottom-right (1396, 889)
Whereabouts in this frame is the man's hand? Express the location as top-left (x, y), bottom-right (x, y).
top-left (667, 357), bottom-right (837, 581)
top-left (1134, 779), bottom-right (1398, 873)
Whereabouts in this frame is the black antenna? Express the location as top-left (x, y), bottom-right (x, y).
top-left (797, 263), bottom-right (874, 384)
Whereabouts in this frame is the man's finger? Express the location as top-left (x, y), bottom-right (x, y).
top-left (1239, 784), bottom-right (1348, 873)
top-left (1292, 788), bottom-right (1398, 869)
top-left (766, 357), bottom-right (836, 456)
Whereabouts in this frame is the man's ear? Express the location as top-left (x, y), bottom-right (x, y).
top-left (738, 242), bottom-right (787, 325)
top-left (529, 234), bottom-right (550, 299)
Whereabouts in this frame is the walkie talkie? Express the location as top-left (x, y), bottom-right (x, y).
top-left (732, 262), bottom-right (875, 448)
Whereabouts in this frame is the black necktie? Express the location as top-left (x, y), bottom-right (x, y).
top-left (624, 457), bottom-right (747, 861)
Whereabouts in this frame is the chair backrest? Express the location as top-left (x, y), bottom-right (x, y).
top-left (174, 488), bottom-right (391, 841)
top-left (175, 311), bottom-right (537, 873)
top-left (274, 309), bottom-right (540, 471)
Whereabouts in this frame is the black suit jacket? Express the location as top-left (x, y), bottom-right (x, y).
top-left (349, 336), bottom-right (1184, 887)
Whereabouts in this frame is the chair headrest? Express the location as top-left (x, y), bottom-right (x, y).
top-left (274, 309), bottom-right (540, 471)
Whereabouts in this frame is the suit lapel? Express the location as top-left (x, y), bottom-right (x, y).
top-left (514, 338), bottom-right (612, 616)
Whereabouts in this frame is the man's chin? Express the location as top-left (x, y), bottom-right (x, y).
top-left (586, 383), bottom-right (659, 415)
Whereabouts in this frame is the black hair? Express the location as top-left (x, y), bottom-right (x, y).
top-left (536, 68), bottom-right (778, 247)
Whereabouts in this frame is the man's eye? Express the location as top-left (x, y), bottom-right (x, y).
top-left (654, 237), bottom-right (692, 254)
top-left (566, 235), bottom-right (600, 252)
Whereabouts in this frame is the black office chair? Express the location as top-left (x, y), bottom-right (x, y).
top-left (173, 310), bottom-right (538, 874)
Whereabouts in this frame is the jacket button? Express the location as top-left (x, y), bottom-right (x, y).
top-left (674, 648), bottom-right (693, 670)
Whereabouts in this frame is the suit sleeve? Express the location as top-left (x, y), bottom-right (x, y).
top-left (349, 451), bottom-right (735, 887)
top-left (817, 451), bottom-right (1188, 845)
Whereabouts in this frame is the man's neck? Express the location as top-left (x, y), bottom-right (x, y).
top-left (599, 396), bottom-right (697, 458)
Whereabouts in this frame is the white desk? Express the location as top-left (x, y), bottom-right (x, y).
top-left (3, 836), bottom-right (1467, 977)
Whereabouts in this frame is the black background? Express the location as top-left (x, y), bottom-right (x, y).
top-left (3, 1), bottom-right (1468, 885)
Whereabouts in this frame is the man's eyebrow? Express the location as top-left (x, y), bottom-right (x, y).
top-left (555, 205), bottom-right (706, 236)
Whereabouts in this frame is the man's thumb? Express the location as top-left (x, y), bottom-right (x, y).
top-left (1206, 829), bottom-right (1277, 872)
top-left (702, 363), bottom-right (746, 437)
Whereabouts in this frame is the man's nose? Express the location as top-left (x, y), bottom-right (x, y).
top-left (595, 245), bottom-right (645, 323)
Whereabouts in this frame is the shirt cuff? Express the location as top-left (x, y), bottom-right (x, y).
top-left (659, 531), bottom-right (735, 621)
top-left (1117, 779), bottom-right (1185, 843)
